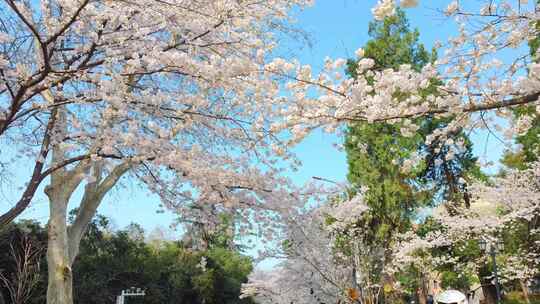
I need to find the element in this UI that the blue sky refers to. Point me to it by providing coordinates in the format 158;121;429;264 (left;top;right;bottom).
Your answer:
1;1;509;257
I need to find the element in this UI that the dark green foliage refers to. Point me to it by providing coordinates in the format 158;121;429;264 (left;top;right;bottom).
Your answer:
346;9;433;77
529;1;540;60
345;121;425;241
344;9;481;235
341;9;483;301
0;216;254;304
439;271;470;291
344;9;479;247
344;9;433;249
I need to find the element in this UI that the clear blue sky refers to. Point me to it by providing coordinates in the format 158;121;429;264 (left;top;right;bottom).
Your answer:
1;1;507;251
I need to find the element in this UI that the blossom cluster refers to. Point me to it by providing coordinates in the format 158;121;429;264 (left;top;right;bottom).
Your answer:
390;163;540;284
0;0;317;231
271;1;540;170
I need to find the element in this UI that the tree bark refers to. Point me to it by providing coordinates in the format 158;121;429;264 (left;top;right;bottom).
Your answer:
45;192;73;304
519;280;530;304
417;274;428;304
44;157;130;304
44;137;89;304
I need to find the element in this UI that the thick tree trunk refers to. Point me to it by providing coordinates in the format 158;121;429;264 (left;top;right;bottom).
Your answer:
46;193;73;304
39;97;131;304
43;157;130;304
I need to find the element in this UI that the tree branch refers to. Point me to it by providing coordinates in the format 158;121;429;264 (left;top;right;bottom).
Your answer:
44;0;91;45
67;160;132;263
0;106;58;227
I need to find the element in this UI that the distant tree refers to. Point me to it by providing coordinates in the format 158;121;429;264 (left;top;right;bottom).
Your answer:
70;214;255;304
344;10;432;265
0;234;43;304
0;221;47;304
0;216;255;304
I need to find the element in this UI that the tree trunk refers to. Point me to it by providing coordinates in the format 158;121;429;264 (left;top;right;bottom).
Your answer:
418;277;427;304
480;282;497;304
43;158;130;304
46;193;73;304
519;280;530;304
39;98;130;304
417;289;426;304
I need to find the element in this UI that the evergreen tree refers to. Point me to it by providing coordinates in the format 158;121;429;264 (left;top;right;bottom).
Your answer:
345;8;481;222
342;9;481;301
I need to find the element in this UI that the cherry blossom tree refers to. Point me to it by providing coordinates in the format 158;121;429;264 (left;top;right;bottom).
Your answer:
389;162;540;302
243;2;540;303
241;206;353;304
240;191;376;304
0;1;315;303
275;1;540;167
242;162;538;303
2;1;540;304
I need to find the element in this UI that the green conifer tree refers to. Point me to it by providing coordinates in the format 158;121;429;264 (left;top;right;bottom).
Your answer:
342;9;481;302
